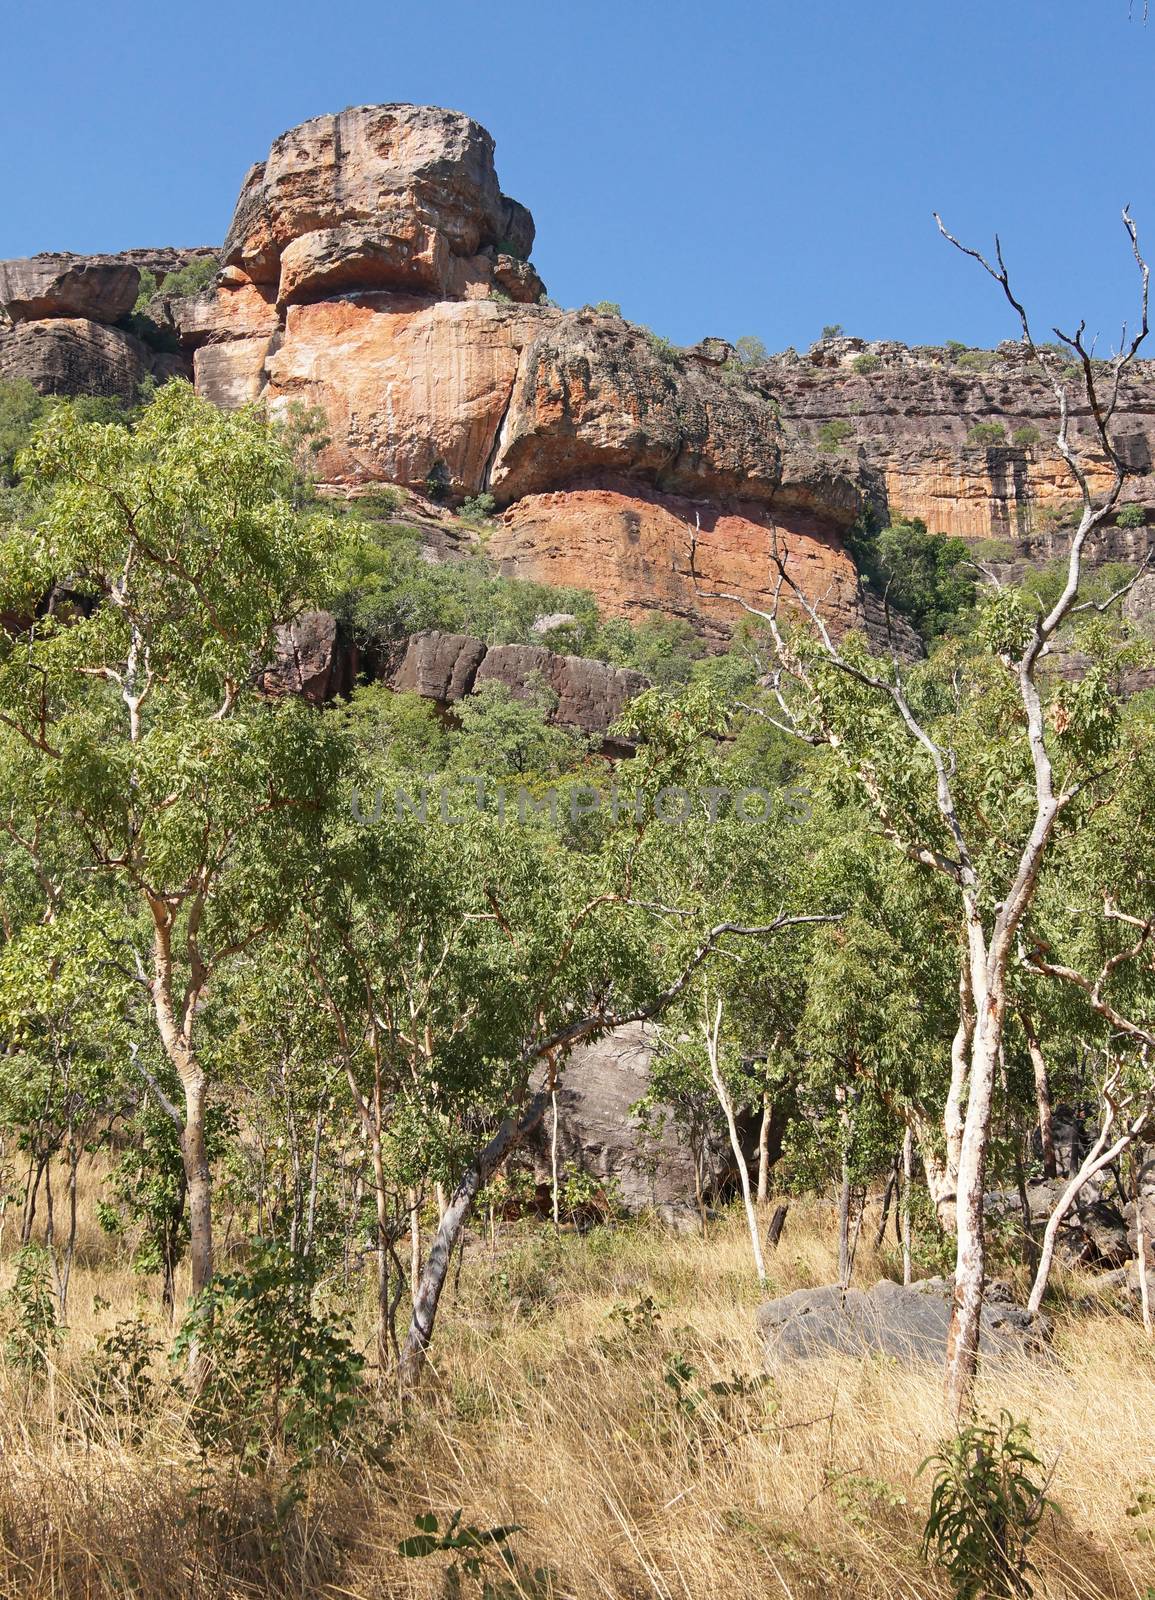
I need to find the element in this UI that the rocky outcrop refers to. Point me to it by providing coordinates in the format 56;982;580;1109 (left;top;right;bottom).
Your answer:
758;1278;1051;1365
258;611;358;703
524;1024;734;1223
0;247;215;398
489;483;863;646
0;318;153;400
221;104;543;307
0;254;142;323
390;629;649;739
763;336;1155;550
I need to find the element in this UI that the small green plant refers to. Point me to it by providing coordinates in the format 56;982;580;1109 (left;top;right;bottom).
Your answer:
173;1244;369;1478
3;1244;60;1376
489;288;513;304
460;492;497;524
1117;502;1146;529
969;421;1007;447
83;1314;161;1430
821;324;844;340
958;350;996;372
817;419;855;451
826;1467;907;1529
945;340;969;358
495;237;525;261
399;1508;523;1593
643;329;682;364
852;352;881;374
732;334;769;367
1011;425;1041;448
593;300;622;316
921;1412;1053;1599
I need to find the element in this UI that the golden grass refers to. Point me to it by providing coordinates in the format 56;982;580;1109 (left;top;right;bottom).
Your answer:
0;1197;1151;1598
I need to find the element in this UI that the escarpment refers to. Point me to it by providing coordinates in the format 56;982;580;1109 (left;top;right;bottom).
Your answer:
6;104;1155;652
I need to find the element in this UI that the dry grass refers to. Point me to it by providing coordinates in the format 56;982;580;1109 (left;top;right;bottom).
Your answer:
0;1198;1151;1598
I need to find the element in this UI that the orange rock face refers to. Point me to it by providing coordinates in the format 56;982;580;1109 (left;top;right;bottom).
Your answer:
262;295;541;488
488;484;863;645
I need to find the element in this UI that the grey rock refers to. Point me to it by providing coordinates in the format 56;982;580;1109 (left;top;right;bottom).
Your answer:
0;253;140;323
757;1278;1051;1366
0;317;152;400
259;611;353;703
390;630;487;702
524;1023;733;1222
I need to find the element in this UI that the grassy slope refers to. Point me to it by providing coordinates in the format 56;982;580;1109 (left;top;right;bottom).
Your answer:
0;1188;1151;1598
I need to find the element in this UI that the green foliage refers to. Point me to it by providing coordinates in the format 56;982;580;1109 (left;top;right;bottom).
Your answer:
643;329;682;365
83;1314;161;1424
0;380;47;485
174;1244;368;1475
1012;426;1041;448
821;324;844;340
1117;502;1146;529
945;340;969;358
733;334;768;367
399;1508;524;1592
593;300;622;317
132;255;219;312
969;421;1007;446
3;1244;60;1376
460;491;497;524
921;1413;1053;1599
957;350;996;372
847;514;975;640
451;678;589;779
817;419;855;452
852;353;881;374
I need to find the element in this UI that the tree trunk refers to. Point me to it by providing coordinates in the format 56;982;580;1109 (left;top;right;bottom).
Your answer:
400;1093;549;1391
757;1090;772;1204
1021;1012;1057;1180
1136;1160;1152;1338
874;1157;899;1249
704;1001;766;1284
901;1126;913;1287
945;1010;1000;1417
180;1071;213;1300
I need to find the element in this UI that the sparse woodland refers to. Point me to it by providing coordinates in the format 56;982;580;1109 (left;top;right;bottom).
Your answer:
0;217;1153;1599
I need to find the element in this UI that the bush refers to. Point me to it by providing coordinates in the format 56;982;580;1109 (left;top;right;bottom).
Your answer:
1117;502;1146;529
3;1245;60;1377
945;340;969;358
957;350;996;372
968;422;1007;447
821;324;844;340
0;380;46;484
817;419;855;451
921;1411;1053;1599
643;330;682;365
133;254;219;312
460;492;497;524
848;513;976;640
1011;426;1041;448
174;1244;367;1476
852;353;881;375
593;300;622;317
732;334;768;367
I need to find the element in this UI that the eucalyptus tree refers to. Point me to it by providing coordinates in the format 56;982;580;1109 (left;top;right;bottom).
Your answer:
696;213;1153;1410
0;384;350;1305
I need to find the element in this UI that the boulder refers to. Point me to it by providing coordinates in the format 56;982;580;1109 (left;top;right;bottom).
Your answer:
0;253;141;323
221;104;539;306
258;611;353;703
757;1278;1051;1366
523;1023;733;1222
389;629;648;740
0;317;153;400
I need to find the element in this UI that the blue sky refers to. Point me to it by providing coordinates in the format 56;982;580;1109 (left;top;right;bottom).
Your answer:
3;0;1151;354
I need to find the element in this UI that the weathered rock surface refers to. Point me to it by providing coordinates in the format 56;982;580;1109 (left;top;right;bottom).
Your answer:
758;1278;1051;1365
524;1023;733;1221
0;253;141;323
390;629;649;738
489;483;864;646
0;318;154;399
258;611;357;703
221;104;541;306
764;337;1155;548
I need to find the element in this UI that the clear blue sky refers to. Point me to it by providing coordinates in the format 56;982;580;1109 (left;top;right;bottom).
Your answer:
3;0;1151;354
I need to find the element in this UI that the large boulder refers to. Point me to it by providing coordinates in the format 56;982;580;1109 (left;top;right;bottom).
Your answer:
0;253;141;323
0;317;155;400
258;611;355;703
221;104;541;306
524;1023;733;1223
758;1279;1051;1366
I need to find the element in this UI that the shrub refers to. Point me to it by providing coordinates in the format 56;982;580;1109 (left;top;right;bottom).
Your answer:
733;334;768;367
1117;502;1146;529
495;236;525;262
921;1411;1053;1599
821;324;844;340
968;421;1007;447
643;330;682;365
174;1245;368;1476
1011;426;1041;448
957;350;995;372
847;513;976;640
0;380;46;484
817;419;855;451
852;353;881;375
133;254;218;312
945;340;969;358
3;1245;60;1377
460;492;497;524
593;300;622;317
